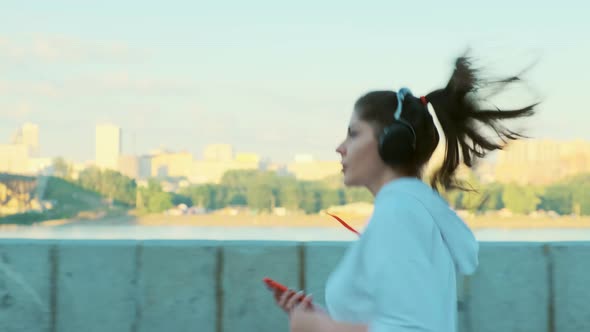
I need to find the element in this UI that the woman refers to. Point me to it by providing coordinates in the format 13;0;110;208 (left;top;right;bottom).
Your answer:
273;56;537;331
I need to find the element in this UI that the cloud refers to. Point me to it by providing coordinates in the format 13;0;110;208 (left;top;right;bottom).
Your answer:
0;34;147;64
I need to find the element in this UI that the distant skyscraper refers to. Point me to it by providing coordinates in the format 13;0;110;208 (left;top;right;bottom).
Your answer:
95;124;122;170
11;122;39;157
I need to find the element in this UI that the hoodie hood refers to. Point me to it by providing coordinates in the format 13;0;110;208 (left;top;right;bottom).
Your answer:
379;178;480;275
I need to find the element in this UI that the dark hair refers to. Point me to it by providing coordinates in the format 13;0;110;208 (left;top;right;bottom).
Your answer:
354;56;537;191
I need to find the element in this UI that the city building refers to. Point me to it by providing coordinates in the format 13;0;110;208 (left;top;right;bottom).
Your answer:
191;148;261;183
95;124;122;170
0;144;29;174
203;144;233;161
11;122;40;157
118;155;140;179
287;155;341;181
150;150;193;178
495;139;590;184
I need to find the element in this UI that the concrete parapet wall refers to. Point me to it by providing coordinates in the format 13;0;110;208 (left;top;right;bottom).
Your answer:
0;239;588;332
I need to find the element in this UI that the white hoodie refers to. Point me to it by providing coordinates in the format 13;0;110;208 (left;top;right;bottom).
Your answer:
325;178;479;332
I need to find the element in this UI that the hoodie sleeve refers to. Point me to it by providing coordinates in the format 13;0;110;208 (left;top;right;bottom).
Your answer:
362;193;451;331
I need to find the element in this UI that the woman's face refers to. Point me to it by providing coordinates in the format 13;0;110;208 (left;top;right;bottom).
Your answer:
335;111;389;187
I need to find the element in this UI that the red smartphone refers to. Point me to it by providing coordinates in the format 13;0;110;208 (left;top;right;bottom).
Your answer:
263;277;289;293
263;277;308;303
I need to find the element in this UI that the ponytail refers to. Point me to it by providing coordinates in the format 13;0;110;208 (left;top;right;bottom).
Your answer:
426;56;537;191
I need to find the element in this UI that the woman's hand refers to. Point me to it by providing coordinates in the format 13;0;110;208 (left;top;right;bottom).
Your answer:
273;288;313;314
270;288;335;332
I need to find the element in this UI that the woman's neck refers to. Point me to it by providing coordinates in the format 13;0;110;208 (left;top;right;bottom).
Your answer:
366;170;417;196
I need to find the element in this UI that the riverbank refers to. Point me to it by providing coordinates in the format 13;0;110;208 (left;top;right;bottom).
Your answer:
3;212;590;230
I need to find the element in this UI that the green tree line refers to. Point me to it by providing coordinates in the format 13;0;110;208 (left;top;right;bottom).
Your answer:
52;158;590;216
439;173;590;216
176;170;373;214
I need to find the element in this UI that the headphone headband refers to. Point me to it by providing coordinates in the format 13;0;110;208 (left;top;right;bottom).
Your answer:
394;87;413;120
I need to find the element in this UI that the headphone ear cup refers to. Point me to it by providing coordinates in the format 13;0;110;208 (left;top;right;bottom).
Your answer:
378;123;415;165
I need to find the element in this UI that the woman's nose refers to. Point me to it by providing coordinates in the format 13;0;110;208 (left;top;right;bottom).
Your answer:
336;142;345;155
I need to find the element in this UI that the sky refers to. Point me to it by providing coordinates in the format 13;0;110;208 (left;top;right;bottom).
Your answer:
1;0;589;163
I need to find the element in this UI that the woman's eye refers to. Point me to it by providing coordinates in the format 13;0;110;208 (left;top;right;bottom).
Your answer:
348;131;357;138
